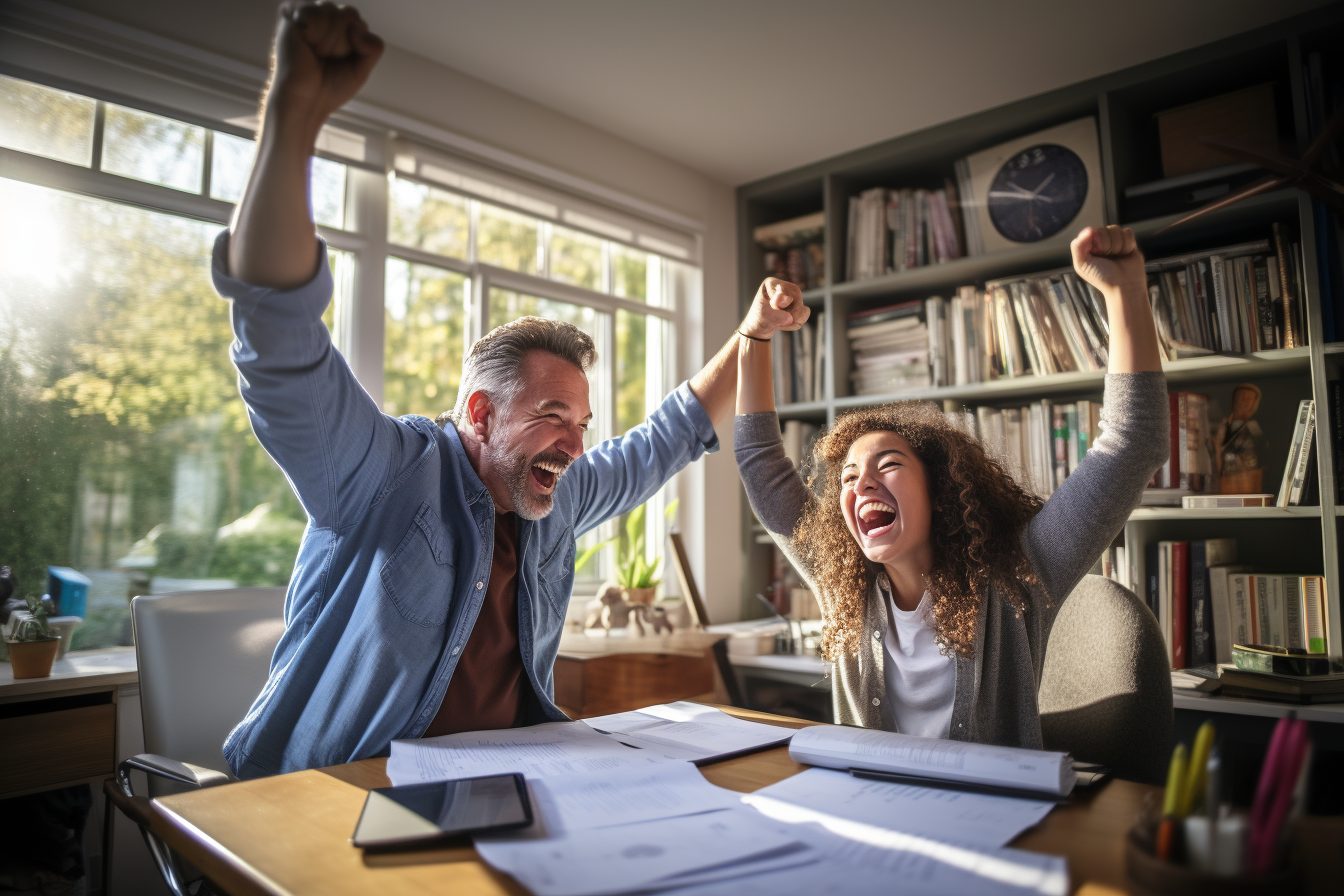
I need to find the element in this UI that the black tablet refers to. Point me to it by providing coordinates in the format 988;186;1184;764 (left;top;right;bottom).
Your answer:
351;773;532;849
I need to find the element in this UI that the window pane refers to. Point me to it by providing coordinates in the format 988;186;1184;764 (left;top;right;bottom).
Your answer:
384;259;468;419
311;156;346;229
388;176;469;258
615;310;670;435
550;226;603;290
322;248;355;352
0;177;305;652
478;204;540;274
611;244;652;304
0;74;96;166
488;288;602;448
102;104;204;193
209;130;256;204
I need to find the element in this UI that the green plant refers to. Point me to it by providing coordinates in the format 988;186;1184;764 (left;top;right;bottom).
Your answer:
8;594;56;642
574;499;678;589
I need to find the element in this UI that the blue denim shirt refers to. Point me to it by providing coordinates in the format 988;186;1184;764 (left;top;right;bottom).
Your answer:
211;232;718;778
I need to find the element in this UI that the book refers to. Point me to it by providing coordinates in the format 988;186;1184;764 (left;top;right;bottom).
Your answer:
1287;400;1316;506
788;723;1076;798
1210;563;1251;664
1189;538;1236;667
1171;542;1190;669
1181;494;1273;508
1218;667;1344;703
1300;575;1328;655
1276;400;1313;507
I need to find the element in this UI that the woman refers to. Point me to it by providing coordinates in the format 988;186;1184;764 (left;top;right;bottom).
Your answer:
734;225;1168;748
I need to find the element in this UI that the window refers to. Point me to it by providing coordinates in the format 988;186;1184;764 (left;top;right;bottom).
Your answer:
0;74;696;649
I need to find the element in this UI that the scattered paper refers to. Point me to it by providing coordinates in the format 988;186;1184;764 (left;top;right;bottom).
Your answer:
387;721;682;786
751;768;1054;849
583;702;796;762
475;808;816;896
530;762;742;833
790;724;1075;796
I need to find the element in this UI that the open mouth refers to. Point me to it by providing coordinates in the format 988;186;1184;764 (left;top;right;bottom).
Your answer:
856;500;897;538
529;459;566;494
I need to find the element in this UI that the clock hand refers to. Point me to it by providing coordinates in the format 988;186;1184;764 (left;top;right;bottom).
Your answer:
988;191;1056;202
1031;172;1056;196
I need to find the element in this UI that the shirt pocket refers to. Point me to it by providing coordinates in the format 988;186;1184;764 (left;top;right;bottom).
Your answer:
536;534;574;613
379;503;454;627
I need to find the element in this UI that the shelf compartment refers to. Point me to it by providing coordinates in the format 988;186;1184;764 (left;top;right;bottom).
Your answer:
832;347;1309;409
1130;506;1322;521
777;400;828;421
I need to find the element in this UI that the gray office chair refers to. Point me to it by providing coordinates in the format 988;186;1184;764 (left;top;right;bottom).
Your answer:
1038;575;1173;785
110;587;286;896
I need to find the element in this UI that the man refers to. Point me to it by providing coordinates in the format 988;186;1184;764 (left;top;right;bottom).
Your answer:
216;1;806;777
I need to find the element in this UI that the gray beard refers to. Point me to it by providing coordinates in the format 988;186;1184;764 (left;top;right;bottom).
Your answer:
498;446;554;521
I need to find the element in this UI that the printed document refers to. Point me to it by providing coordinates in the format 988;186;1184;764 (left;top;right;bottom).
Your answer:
750;768;1054;848
583;702;796;762
475;808;816;896
529;762;742;834
789;724;1075;796
387;721;682;786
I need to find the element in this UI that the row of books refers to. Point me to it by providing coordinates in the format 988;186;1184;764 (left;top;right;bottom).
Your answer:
1303;50;1344;344
780;420;820;470
847;302;930;396
771;315;825;405
1146;538;1329;669
946;398;1103;499
840;232;1307;401
1147;228;1306;357
846;183;965;282
752;212;826;291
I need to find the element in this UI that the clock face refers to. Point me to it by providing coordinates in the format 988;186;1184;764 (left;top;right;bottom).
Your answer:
986;144;1088;243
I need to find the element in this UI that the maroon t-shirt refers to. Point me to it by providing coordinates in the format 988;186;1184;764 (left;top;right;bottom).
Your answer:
423;511;523;737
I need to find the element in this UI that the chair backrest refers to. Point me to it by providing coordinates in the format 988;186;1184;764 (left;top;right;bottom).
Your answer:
1038;575;1173;785
131;588;286;789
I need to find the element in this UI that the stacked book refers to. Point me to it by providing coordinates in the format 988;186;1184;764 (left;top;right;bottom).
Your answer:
1142;392;1214;504
1146;537;1329;669
1145;227;1307;357
847;302;930;396
753;211;825;291
771;314;825;405
952;398;1102;499
846;183;965;281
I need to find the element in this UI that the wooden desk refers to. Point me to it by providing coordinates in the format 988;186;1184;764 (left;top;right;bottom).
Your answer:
554;631;726;716
113;708;1341;896
0;646;137;798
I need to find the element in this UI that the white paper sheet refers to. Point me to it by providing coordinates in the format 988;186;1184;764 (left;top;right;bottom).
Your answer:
386;721;683;785
668;790;1067;896
751;768;1054;849
789;724;1075;796
583;702;796;762
530;762;742;833
475;808;817;896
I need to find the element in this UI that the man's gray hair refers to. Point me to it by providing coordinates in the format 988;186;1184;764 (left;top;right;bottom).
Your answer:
438;316;596;428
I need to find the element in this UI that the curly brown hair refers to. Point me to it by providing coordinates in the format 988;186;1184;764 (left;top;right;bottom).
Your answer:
794;402;1043;660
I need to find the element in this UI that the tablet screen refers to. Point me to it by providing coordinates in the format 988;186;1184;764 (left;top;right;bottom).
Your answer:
352;773;531;848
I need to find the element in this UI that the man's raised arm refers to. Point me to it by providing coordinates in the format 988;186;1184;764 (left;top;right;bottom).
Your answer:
229;1;382;286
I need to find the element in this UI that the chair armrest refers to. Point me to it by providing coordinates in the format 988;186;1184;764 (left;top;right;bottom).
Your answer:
117;753;231;798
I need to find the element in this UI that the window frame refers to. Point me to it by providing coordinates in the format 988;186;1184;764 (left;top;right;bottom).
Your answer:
0;70;695;592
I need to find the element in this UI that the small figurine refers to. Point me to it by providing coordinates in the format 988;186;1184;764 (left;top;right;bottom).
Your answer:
1215;383;1264;494
628;604;674;637
583;583;633;632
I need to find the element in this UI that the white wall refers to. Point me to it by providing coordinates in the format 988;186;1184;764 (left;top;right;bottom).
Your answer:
5;0;744;622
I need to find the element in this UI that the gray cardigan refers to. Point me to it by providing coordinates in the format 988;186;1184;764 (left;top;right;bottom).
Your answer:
735;372;1169;748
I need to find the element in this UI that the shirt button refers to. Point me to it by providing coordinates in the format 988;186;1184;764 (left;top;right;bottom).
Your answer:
871;697;880;706
872;631;881;640
476;581;483;590
452;646;461;655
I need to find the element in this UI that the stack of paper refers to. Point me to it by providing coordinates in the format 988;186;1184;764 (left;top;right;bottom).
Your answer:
789;724;1076;797
387;721;685;786
582;702;797;762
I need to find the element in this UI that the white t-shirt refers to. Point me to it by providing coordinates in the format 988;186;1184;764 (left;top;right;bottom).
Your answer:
881;584;956;739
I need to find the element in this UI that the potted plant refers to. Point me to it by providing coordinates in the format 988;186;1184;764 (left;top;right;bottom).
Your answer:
6;594;61;679
575;500;677;607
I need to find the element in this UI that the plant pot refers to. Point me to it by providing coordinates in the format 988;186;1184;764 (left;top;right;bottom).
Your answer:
6;637;61;679
622;586;657;607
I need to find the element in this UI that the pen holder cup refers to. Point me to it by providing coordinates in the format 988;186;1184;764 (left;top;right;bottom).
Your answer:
1125;795;1303;895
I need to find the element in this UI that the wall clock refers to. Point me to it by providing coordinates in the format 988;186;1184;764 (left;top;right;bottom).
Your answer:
958;118;1105;255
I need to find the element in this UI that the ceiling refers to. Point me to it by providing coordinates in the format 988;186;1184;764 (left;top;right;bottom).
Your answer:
363;0;1332;186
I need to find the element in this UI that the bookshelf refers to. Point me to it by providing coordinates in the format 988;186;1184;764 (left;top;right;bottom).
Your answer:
734;5;1344;674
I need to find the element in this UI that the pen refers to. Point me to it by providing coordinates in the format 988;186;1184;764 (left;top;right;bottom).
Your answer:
1181;721;1215;817
1158;743;1187;862
1248;717;1293;873
1251;719;1310;874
